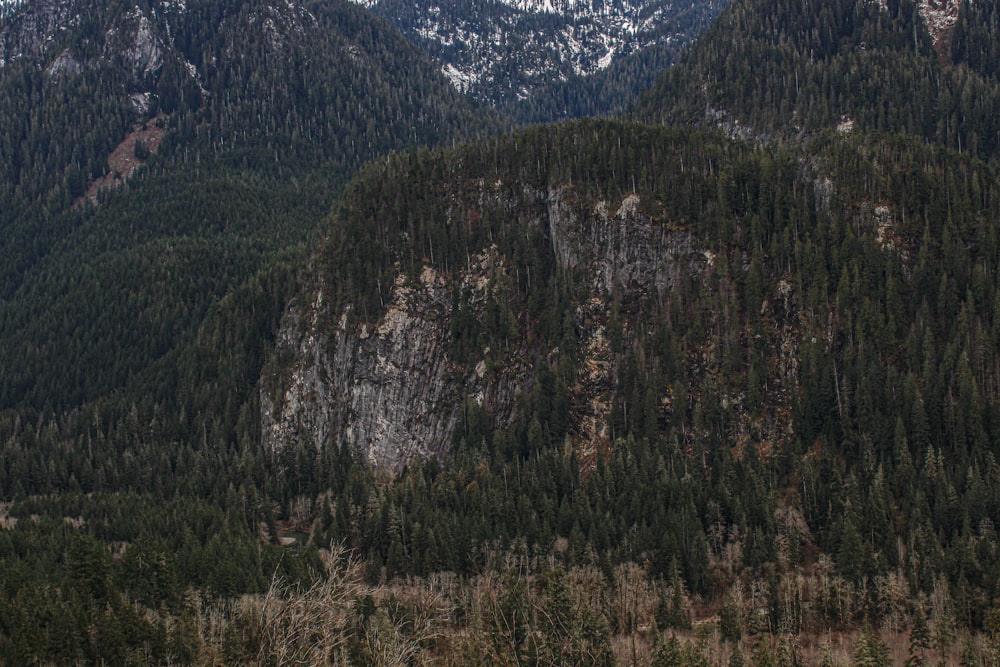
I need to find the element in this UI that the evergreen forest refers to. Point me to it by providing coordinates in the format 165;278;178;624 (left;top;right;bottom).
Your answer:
2;0;1000;664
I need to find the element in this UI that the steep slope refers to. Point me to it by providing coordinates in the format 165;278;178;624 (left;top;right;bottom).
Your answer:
267;119;1000;484
0;0;500;413
3;9;1000;655
515;2;724;123
354;0;725;120
5;112;1000;662
633;0;1000;159
264;125;708;467
950;0;1000;77
255;120;1000;632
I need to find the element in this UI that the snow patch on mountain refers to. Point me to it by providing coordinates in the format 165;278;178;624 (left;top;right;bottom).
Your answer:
351;0;724;105
597;45;616;69
500;0;559;11
441;62;478;92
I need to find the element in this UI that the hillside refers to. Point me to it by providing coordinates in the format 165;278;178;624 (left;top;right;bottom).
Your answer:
3;0;1000;663
0;2;502;659
264;117;1000;647
633;0;1000;159
7;115;1000;662
0;0;500;413
355;0;725;121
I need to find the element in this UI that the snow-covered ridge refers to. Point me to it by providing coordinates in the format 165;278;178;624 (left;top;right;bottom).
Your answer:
352;0;720;105
497;0;600;14
495;0;684;15
356;0;666;19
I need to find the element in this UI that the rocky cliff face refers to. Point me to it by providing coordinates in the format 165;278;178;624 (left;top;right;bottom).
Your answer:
916;0;964;50
0;0;76;66
262;185;708;469
261;268;469;468
261;249;530;468
107;6;167;84
0;0;176;78
549;189;699;295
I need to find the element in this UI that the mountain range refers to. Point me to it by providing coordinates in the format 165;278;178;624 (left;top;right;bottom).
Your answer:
355;0;726;120
635;0;1000;156
2;0;1000;663
0;0;499;414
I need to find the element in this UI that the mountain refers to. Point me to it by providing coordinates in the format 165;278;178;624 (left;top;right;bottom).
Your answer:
253;0;1000;654
634;0;1000;159
0;1;503;658
8;115;1000;663
0;0;500;414
262;117;1000;629
5;0;1000;662
353;0;725;120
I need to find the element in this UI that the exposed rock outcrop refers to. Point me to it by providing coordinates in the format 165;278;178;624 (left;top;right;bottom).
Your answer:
262;250;532;469
917;0;964;56
44;47;81;78
262;186;708;469
549;188;700;296
112;8;165;82
0;0;78;67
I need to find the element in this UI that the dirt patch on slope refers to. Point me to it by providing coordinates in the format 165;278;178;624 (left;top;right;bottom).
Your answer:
77;114;167;207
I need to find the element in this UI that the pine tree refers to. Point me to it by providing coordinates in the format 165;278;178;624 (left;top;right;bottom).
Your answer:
959;636;981;667
652;634;683;667
854;625;891;667
907;607;931;667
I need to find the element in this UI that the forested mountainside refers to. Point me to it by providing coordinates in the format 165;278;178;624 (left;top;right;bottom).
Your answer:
516;12;718;124
0;0;499;661
0;0;499;413
354;0;725;122
6;119;1000;663
285;116;1000;603
4;0;1000;664
634;0;1000;160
